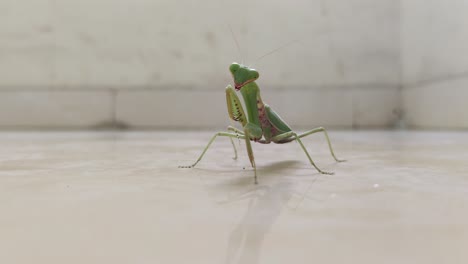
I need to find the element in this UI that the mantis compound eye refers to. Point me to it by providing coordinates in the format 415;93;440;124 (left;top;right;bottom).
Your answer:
251;70;259;79
229;63;240;73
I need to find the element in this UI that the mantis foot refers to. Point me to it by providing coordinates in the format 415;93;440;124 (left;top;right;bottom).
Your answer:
319;170;334;175
178;165;194;169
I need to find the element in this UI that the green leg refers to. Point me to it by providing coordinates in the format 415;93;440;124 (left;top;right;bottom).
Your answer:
298;127;346;162
179;132;245;169
226;126;241;160
229;136;238;160
243;128;258;184
227;125;245;135
271;132;334;175
227;125;244;160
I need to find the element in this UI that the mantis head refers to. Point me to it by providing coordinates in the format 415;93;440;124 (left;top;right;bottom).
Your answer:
229;63;259;91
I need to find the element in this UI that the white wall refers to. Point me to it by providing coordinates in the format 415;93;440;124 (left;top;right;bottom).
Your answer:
401;0;468;129
0;0;401;129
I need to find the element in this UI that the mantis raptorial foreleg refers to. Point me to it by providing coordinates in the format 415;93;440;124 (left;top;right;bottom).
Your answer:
297;127;346;162
179;132;245;169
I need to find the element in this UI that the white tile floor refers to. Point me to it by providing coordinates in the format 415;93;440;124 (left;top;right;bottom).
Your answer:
0;130;467;264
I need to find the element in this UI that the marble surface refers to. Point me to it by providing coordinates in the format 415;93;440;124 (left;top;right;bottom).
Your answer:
0;130;467;264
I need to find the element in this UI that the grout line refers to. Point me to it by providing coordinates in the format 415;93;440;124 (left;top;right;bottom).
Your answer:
403;71;468;90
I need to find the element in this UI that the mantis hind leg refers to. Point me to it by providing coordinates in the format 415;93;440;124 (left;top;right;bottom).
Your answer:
271;131;334;175
179;132;245;169
298;127;346;162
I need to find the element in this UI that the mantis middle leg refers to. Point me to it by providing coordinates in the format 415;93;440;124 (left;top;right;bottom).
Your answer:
226;126;243;160
227;125;244;135
179;132;245;169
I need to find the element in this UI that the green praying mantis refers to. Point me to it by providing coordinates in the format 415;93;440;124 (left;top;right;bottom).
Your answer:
179;62;346;184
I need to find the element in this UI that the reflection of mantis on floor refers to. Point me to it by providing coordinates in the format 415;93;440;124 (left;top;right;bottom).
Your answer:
221;182;292;264
180;63;346;184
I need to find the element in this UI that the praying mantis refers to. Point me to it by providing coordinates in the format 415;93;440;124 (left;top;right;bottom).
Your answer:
179;62;345;184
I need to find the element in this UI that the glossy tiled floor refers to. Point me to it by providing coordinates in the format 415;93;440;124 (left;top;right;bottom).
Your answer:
0;131;467;264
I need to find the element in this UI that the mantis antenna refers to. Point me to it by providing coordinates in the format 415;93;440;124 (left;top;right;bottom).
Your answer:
255;39;301;63
229;24;244;64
